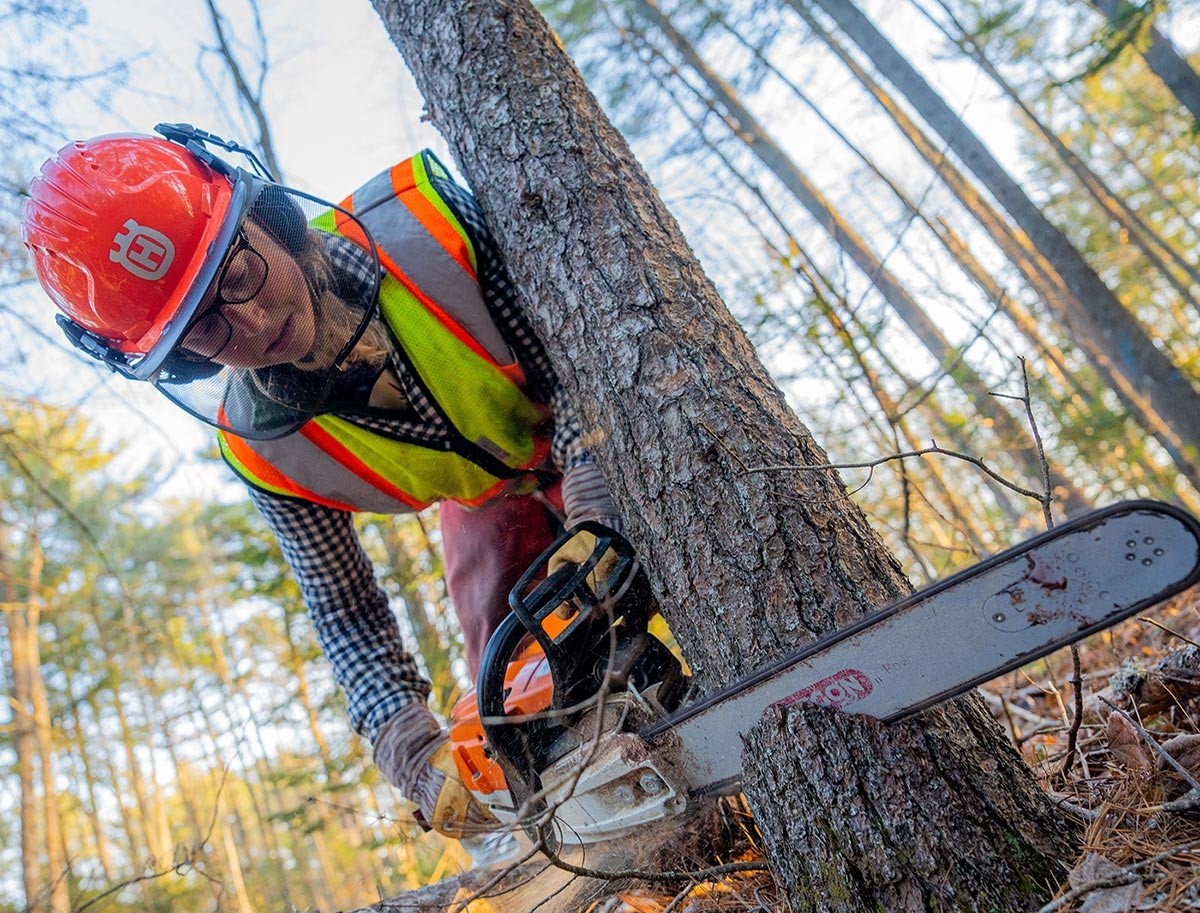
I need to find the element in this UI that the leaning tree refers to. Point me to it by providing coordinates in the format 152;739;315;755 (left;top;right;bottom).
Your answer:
367;0;1078;908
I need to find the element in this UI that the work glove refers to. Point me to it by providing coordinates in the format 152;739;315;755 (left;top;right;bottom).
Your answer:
547;526;623;620
372;703;498;838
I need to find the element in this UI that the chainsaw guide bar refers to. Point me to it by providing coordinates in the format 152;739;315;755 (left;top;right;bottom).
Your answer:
644;500;1200;795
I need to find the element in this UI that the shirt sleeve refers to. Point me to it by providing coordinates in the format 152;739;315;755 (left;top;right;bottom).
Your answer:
247;486;431;743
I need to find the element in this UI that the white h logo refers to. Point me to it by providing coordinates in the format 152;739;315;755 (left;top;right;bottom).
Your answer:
110;219;175;280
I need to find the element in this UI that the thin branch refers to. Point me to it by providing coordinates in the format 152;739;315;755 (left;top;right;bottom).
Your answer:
741;444;1045;501
1036;839;1200;913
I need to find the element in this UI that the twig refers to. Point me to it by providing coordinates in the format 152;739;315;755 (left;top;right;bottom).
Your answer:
1010;356;1054;526
1057;646;1086;778
741;443;1046;501
661;881;698;913
1043;790;1101;823
1137;615;1200;649
539;842;768;885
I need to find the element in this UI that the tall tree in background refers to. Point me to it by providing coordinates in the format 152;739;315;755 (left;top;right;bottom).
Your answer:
368;0;1076;908
624;0;1091;515
1086;0;1200;125
803;0;1200;488
1;405;113;913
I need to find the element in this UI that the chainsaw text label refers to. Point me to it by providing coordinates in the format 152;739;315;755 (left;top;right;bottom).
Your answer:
774;668;873;711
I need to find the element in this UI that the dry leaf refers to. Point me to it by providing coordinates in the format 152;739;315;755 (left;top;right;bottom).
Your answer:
1067;852;1143;913
614;894;665;913
1105;712;1154;777
1158;733;1200;799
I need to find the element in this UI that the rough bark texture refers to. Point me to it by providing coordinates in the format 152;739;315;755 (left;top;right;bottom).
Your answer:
367;0;1077;908
744;698;1069;912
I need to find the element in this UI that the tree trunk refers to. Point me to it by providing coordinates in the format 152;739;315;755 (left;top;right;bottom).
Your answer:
219;816;257;913
641;52;1030;530
1;535;44;913
931;0;1200;316
367;0;1077;908
700;8;1090;411
195;599;295;909
60;681;117;882
25;534;71;913
804;0;1200;487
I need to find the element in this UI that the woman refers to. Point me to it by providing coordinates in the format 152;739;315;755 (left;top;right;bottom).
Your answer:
22;125;621;837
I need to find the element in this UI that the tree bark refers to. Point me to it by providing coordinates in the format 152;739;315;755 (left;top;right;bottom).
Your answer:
368;0;1076;908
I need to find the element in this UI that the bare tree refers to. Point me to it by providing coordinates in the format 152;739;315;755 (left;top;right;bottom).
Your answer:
1087;0;1200;125
802;0;1200;488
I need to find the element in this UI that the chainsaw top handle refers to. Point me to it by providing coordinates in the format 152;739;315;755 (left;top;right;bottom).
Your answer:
509;522;639;613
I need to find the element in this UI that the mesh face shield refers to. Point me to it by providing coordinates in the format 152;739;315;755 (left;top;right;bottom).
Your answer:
151;179;381;440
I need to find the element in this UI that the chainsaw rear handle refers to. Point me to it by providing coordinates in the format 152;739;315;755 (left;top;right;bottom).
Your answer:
477;521;639;740
507;523;645;705
475;609;543;816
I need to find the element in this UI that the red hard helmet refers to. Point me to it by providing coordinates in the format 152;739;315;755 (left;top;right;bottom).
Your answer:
22;132;245;379
22;124;383;441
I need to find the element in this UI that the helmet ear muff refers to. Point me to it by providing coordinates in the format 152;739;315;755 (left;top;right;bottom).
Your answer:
249;185;308;253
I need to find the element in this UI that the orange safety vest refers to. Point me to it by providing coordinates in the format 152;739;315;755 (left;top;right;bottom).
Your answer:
219;151;552;513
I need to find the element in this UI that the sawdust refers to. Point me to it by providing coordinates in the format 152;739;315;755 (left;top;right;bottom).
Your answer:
448;799;773;913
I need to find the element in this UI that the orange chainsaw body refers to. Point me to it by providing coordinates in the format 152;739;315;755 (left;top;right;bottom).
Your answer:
448;614;570;797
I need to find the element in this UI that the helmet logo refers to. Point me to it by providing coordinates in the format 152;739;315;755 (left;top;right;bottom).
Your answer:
110;218;175;281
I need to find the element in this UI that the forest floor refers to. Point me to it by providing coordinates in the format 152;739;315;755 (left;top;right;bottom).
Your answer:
370;588;1200;913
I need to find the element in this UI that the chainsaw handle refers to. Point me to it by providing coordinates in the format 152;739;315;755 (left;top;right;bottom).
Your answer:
508;521;640;636
474;523;670;838
475;611;543;814
477;523;637;748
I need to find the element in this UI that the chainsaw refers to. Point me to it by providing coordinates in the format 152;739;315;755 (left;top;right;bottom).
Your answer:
448;500;1200;846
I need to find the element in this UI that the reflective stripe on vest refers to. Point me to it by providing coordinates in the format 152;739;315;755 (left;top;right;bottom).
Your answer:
219;151;551;514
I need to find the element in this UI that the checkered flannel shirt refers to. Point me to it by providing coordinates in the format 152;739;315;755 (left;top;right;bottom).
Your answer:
248;172;613;744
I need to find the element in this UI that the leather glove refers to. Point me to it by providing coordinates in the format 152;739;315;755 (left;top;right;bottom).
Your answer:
373;703;499;838
547;527;622;620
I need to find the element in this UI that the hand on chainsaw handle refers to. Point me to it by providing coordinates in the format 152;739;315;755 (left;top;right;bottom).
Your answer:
547;526;622;620
372;703;498;838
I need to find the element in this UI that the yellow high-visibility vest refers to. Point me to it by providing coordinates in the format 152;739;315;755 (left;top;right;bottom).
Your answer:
219;151;551;513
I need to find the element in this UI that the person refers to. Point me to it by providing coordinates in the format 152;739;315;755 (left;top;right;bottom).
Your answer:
21;125;622;837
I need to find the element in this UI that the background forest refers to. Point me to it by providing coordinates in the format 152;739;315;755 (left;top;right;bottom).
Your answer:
2;0;1200;911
